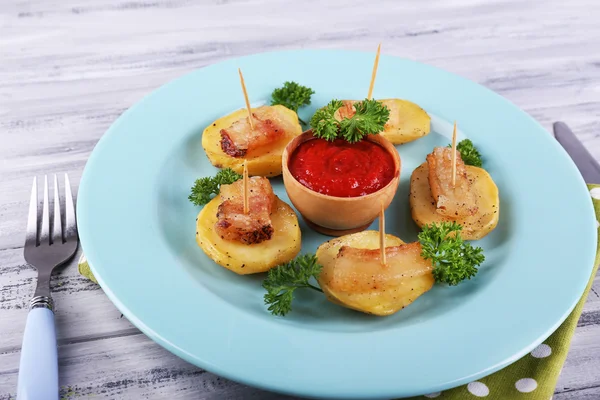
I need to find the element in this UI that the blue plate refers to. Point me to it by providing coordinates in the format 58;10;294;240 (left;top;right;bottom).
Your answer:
78;49;597;399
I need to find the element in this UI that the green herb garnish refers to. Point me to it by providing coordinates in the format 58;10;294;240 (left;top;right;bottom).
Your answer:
310;98;390;143
309;99;344;141
262;254;323;316
449;139;483;167
310;100;344;142
188;168;242;206
271;81;315;125
418;222;485;286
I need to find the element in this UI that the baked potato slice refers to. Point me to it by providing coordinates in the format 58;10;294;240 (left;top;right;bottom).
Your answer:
410;162;499;240
336;99;430;144
380;99;431;144
316;231;434;316
202;105;302;177
196;195;301;274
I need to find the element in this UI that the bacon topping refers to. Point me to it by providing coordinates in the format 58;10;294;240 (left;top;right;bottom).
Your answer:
220;107;286;158
426;147;478;218
328;242;432;292
215;177;275;244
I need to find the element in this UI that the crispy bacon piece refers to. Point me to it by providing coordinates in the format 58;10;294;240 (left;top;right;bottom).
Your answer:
215;177;275;244
328;242;432;292
220;107;286;158
426;147;478;218
335;100;357;120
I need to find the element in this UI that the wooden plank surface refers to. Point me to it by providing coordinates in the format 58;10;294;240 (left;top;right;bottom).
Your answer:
1;0;599;398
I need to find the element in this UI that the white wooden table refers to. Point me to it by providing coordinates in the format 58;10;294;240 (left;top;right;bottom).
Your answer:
1;0;599;398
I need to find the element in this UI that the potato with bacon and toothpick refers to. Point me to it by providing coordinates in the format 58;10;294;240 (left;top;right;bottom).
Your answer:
333;44;431;144
315;231;434;316
202;80;313;177
410;137;500;240
335;99;431;144
190;168;301;274
202;105;302;177
261;219;485;317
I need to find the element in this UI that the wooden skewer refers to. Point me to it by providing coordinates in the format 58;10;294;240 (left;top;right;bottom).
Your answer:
451;121;457;187
243;161;249;214
379;202;386;266
367;43;382;99
238;68;254;130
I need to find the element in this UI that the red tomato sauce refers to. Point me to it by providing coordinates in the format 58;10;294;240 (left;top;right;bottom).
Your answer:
288;138;395;197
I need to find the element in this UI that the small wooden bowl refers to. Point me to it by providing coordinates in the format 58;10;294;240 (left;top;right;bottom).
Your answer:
282;131;401;236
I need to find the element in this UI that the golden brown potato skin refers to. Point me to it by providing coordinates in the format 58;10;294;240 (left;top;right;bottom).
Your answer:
316;231;434;316
380;99;431;144
202;105;302;177
337;99;431;144
410;162;500;240
196;196;301;274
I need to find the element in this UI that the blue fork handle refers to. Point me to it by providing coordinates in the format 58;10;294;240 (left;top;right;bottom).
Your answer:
17;307;59;400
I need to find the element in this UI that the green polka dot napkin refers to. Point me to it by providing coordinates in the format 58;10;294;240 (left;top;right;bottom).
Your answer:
77;185;600;400
77;254;97;284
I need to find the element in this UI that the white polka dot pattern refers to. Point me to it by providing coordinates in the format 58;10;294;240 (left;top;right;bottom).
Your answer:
467;381;489;397
424;392;441;398
590;187;600;199
531;343;552;358
515;378;538;393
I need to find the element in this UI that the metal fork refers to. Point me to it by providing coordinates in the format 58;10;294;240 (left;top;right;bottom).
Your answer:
17;174;79;400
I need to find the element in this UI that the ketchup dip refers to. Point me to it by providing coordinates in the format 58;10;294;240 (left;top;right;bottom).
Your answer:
288;138;395;197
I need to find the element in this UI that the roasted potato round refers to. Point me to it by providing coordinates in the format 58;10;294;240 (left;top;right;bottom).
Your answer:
337;99;430;144
316;231;434;316
410;162;499;240
196;195;301;274
379;99;431;144
202;105;302;177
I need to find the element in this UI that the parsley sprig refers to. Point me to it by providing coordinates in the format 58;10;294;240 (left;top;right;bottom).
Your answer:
418;222;485;286
262;254;323;316
309;99;344;141
271;81;315;125
188;168;242;206
310;98;390;143
449;139;483;167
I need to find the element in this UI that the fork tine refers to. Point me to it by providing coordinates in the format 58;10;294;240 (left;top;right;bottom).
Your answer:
64;173;77;240
25;177;38;247
40;175;50;245
52;174;62;245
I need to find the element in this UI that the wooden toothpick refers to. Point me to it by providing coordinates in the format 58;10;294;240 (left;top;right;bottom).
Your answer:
243;161;249;214
379;202;386;266
451;121;457;187
238;68;254;130
367;43;382;99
